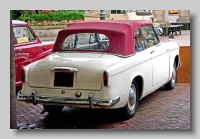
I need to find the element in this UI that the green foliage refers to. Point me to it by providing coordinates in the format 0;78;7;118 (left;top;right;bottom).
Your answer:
12;10;24;20
12;10;18;19
16;10;34;22
16;10;84;22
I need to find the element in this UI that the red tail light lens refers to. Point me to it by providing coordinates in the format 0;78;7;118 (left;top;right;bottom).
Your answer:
103;71;108;86
21;68;25;82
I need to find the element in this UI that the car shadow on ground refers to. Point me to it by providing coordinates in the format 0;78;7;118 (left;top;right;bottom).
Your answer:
41;86;167;129
42;107;127;129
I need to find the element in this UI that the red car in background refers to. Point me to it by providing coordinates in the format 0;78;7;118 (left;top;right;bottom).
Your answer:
12;20;55;89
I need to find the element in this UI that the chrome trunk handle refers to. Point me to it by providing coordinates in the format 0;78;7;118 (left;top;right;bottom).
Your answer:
50;67;79;72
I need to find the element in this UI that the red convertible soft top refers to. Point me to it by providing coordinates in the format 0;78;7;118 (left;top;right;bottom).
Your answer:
52;20;152;56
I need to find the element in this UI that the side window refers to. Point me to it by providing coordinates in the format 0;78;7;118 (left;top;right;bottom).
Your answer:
13;26;36;44
27;28;36;41
140;25;159;48
134;28;146;52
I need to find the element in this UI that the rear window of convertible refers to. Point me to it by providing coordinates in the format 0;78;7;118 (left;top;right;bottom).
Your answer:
61;33;109;51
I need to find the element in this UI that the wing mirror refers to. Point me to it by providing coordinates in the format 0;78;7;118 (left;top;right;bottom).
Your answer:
155;27;163;36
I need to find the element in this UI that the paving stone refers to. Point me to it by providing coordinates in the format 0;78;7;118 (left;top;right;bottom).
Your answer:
27;124;38;128
17;123;26;128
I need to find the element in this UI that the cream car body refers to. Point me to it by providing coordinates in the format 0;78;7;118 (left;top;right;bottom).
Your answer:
17;20;180;119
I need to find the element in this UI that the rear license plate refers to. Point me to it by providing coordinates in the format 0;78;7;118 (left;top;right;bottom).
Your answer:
54;72;74;87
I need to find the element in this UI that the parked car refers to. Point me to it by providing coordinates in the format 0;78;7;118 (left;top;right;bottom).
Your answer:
17;20;180;119
12;20;54;88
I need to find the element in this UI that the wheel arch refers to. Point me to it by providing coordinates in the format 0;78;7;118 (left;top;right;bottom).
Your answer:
169;54;179;80
174;55;179;70
133;76;143;100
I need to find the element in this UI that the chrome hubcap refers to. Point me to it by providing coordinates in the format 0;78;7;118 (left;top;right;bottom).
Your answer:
128;85;136;111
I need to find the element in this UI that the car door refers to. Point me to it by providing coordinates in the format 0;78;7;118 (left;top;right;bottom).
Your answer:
151;43;170;86
134;28;153;91
13;25;44;85
140;25;170;86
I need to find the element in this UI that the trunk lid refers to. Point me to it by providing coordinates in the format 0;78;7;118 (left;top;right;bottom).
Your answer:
28;52;123;90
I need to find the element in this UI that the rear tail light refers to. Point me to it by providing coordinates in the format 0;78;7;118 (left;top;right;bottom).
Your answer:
21;68;25;82
103;71;108;86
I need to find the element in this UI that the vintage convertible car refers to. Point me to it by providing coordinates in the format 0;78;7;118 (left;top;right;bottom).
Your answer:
17;20;180;119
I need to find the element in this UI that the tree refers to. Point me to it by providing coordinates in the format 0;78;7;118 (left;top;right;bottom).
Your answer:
10;10;16;129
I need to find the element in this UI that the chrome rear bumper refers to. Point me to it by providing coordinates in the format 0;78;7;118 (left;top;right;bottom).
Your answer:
17;90;120;109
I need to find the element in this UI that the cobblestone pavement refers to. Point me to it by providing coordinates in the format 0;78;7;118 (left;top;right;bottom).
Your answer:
16;83;190;130
159;30;190;46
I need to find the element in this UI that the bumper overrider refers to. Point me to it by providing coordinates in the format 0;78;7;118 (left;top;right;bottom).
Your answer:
17;90;120;109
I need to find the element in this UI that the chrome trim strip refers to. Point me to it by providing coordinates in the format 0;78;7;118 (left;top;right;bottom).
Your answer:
50;67;79;72
50;51;136;58
17;91;120;107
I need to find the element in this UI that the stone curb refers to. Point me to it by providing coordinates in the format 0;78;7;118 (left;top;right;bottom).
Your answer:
31;25;66;30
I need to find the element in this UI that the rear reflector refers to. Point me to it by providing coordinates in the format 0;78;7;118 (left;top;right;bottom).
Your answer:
103;71;108;86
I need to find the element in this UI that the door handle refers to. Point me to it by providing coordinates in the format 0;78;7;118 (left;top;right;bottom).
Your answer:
166;49;169;51
17;49;22;52
150;50;155;54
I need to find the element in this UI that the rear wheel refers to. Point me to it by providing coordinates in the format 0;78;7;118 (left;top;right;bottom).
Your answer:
122;80;139;119
43;105;64;114
165;62;177;90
